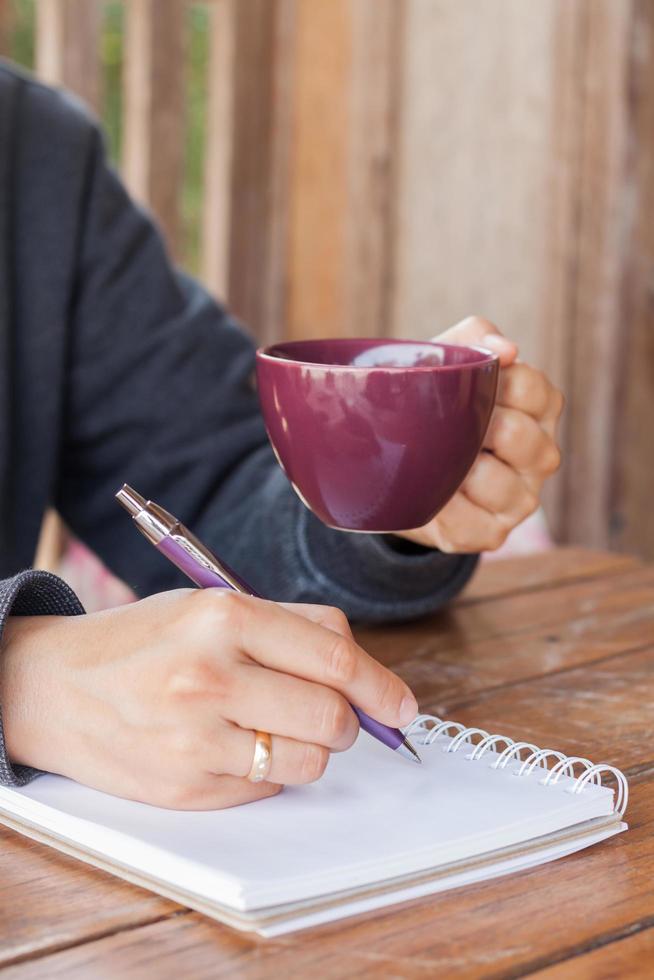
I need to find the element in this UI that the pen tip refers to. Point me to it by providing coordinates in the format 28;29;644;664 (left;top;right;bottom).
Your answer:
398;737;422;764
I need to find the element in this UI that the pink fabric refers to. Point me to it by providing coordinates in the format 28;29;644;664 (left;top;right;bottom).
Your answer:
57;539;135;612
482;507;553;562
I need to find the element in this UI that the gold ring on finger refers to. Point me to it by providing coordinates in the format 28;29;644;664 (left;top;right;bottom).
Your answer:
247;730;272;783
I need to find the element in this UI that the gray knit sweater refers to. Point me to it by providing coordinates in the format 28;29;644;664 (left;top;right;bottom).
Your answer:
0;62;478;787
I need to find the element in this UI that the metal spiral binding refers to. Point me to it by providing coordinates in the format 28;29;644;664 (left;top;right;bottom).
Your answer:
404;714;628;816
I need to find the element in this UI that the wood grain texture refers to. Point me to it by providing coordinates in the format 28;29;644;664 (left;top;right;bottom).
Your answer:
610;0;654;562
2;551;653;977
122;0;186;258
559;0;634;551
286;0;350;340
362;568;654;712
226;0;398;344
435;644;654;773
390;0;559;363
388;1;654;562
390;1;578;540
0;826;178;969
534;927;654;978
357;563;654;680
344;0;402;340
201;0;236;299
286;0;399;341
226;0;294;344
4;780;653;980
460;547;641;603
537;0;586;537
546;0;654;562
35;0;102;114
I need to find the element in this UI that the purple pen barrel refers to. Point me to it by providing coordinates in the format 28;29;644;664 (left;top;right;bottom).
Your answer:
157;534;257;594
352;707;404;751
116;485;254;593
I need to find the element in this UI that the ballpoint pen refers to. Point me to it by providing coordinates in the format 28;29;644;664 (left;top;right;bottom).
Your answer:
116;484;421;765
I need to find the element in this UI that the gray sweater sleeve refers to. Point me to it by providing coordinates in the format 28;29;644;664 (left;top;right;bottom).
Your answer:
0;571;84;787
52;124;478;622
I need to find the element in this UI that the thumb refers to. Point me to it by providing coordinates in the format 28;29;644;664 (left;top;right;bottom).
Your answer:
432;316;518;368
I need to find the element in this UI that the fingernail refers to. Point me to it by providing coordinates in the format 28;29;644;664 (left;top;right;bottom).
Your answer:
400;695;419;726
483;333;510;349
484;332;518;354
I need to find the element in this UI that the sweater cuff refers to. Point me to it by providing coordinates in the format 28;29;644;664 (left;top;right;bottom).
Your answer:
296;505;479;623
0;570;84;787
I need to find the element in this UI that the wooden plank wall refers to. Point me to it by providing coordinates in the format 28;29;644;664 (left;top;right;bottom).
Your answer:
3;0;653;563
232;0;654;557
284;0;400;342
224;0;291;346
34;0;102;115
200;0;235;299
550;1;637;551
614;0;654;560
391;1;559;362
224;0;400;345
385;0;654;556
122;0;186;259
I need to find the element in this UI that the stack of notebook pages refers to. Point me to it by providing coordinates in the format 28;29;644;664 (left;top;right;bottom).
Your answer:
0;714;628;936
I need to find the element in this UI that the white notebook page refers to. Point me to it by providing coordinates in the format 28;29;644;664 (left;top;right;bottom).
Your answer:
0;730;618;913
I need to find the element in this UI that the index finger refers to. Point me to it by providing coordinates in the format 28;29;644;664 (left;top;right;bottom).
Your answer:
278;602;354;639
221;593;418;728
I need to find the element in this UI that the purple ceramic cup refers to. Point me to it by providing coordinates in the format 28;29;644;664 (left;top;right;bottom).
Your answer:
255;338;499;533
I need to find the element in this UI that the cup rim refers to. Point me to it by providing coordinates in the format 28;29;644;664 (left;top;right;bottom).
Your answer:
256;337;499;373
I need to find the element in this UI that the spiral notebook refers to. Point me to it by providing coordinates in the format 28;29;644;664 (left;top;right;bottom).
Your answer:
0;714;628;936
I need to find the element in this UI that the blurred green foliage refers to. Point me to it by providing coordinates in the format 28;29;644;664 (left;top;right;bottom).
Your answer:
7;0;210;275
102;2;124;163
9;0;33;66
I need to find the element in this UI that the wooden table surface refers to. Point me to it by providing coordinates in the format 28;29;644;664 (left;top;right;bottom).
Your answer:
2;547;653;979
